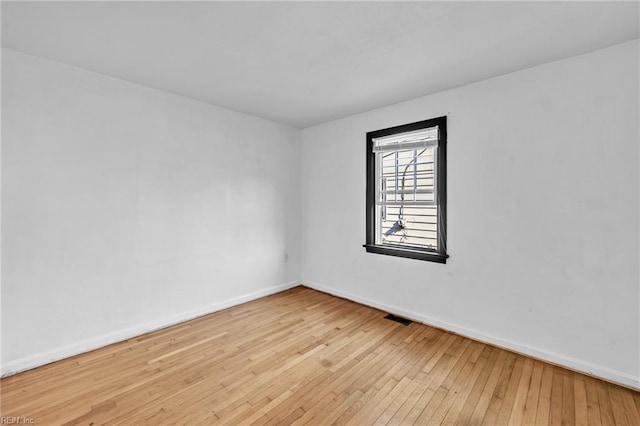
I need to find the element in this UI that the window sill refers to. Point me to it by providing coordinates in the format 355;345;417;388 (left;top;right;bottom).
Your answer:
363;244;448;263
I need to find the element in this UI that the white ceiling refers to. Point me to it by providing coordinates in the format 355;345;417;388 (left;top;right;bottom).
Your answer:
2;1;638;128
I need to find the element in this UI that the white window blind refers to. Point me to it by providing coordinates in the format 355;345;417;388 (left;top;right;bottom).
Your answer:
372;127;439;152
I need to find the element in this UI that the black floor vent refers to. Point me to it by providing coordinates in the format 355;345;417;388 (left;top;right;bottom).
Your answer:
384;313;413;326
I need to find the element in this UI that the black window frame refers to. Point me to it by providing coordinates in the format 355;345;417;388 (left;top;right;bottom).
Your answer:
364;116;448;263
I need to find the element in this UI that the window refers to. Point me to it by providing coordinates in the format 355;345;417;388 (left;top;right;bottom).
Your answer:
364;116;447;263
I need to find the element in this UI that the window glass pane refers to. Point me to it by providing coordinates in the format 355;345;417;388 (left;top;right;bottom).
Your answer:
376;146;438;250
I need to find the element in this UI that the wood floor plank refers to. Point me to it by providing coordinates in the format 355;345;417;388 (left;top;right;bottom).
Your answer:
418;343;485;424
435;346;493;425
549;368;565;426
507;356;534;426
519;360;544;426
584;377;603;426
609;386;630;426
479;352;518;426
561;370;576;426
494;355;527;425
466;349;509;425
387;336;467;425
596;378;617;426
620;389;640;425
535;364;554;426
444;346;500;425
333;383;381;425
402;338;472;424
574;375;589;426
1;286;638;425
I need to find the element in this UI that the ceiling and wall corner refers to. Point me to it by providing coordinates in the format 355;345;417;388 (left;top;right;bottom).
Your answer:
2;1;638;128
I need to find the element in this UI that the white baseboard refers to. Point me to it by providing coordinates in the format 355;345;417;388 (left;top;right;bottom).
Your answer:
1;281;300;378
301;280;640;391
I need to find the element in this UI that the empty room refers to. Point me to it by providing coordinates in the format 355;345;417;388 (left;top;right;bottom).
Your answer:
1;1;639;425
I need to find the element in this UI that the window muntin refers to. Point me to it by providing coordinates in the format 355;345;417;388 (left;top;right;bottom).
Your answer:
365;117;447;263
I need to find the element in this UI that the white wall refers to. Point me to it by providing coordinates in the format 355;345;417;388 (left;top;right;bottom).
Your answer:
300;40;640;388
1;48;301;375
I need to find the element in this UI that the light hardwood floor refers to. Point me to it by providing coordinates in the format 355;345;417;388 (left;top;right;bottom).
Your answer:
1;286;639;425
